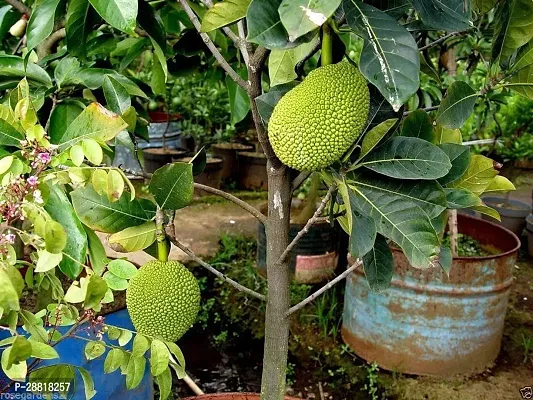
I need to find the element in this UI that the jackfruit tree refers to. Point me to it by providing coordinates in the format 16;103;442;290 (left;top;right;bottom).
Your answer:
0;0;531;400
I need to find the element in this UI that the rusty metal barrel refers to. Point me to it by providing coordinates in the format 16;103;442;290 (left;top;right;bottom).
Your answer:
342;214;521;376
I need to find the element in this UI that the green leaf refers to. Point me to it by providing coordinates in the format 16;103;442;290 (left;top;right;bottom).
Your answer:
0;55;52;87
19;311;47;343
54;57;82;89
472;204;500;221
439;246;453;276
359;118;397;159
26;0;62;52
84;225;108;276
150;38;168;96
363;234;393;292
57;103;127;152
165;341;185;369
45;184;88;279
434;124;462;144
345;181;440;269
35;250;62;273
401;110;433;142
435;81;477;129
448;154;498;196
0;6;19;41
70;144;85;166
492;0;533;62
125;356;146;390
149;163;194;210
0;104;25;147
349;212;376;258
1;347;27;382
44;220;67;254
49;101;85;145
120;38;151;71
107;169;125;203
358;137;451;180
201;0;251;32
84;275;108;309
108;221;157;253
511;41;533;73
437;143;470;186
132;334;150;358
410;0;472;31
444;188;481;209
508;63;533;99
155;367;172;400
484;175;515;193
107;259;138;279
89;0;138;34
103;271;128;290
137;0;166;50
71;185;156;233
279;0;341;41
77;367;97;400
8;336;32;368
82;139;104;165
150;339;170;376
473;0;499;14
103;75;131;114
85;341;106;360
268;36;319;86
118;330;133;346
343;0;420;112
225;69;250;125
29;365;75;397
64;69;147;98
30;341;59;360
256;82;299;123
104;348;123;373
246;0;317;49
66;0;91;59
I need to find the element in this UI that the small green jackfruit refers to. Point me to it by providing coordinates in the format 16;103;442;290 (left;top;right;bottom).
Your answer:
126;260;200;342
268;61;370;171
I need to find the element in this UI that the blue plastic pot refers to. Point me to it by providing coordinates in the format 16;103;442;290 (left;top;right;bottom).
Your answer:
0;308;153;399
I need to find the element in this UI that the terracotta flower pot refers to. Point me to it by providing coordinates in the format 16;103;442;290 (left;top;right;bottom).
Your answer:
183;394;300;400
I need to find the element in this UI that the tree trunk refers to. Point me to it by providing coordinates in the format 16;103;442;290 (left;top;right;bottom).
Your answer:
260;163;292;400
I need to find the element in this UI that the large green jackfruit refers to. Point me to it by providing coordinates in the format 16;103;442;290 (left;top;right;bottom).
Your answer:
268;61;370;171
126;260;200;341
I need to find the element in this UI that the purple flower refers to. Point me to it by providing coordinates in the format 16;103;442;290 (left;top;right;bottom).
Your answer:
37;152;51;164
5;233;16;244
27;176;38;186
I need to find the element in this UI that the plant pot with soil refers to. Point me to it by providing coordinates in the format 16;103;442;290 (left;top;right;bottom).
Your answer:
482;195;532;236
211;143;254;183
237;152;268;191
526;214;533;257
342;213;520;376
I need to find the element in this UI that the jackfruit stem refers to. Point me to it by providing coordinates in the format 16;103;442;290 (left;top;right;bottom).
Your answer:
321;21;333;66
155;208;168;262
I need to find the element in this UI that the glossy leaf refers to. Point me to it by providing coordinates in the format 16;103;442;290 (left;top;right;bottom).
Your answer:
77;367;97;400
149;163;194;211
104;348;123;373
57;103;127;152
26;0;62;52
256;82;299;123
7;336;31;368
358;137;452;180
484;175;515;193
201;0;251;32
439;246;453;276
444;188;481;209
155;367;172;400
279;0;341;41
137;0;166;50
268;36;319;86
118;330;133;346
103;75;131;114
0;56;52;87
358;118;397;160
35;250;62;273
45;185;87;279
89;0;138;34
132;334;150;358
103;271;128;291
472;204;501;221
150;340;170;376
82;139;103;165
106;259;138;280
437;143;470;186
71;186;156;233
508;63;533;99
49;101;85;145
492;0;533;62
363;234;393;292
349;212;376;258
30;341;59;360
448;154;498;196
44;221;67;254
66;0;91;58
1;348;26;382
0;104;25;147
108;221;157;253
511;41;533;73
84;275;108;309
107;169;125;203
411;0;472;31
125;356;146;390
85;341;106;361
434;124;462;144
435;81;477;129
343;0;420;112
401;110;433;142
84;226;108;276
225;70;250;125
64;68;147;98
54;57;82;89
150;38;168;96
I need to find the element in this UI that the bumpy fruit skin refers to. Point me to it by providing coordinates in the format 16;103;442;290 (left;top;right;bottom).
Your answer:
126;260;200;342
268;61;370;171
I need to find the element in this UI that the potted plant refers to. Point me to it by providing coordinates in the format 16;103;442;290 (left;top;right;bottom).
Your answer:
1;2;531;400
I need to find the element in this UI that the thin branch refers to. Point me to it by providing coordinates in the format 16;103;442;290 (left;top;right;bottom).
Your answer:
291;171;311;192
194;183;267;223
36;28;66;58
278;185;335;263
286;260;362;316
169;237;266;301
403;105;439;116
419;32;459;51
5;0;31;16
178;0;249;91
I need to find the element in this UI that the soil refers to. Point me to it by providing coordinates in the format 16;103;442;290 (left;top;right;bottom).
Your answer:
212;143;254;151
144;148;187;155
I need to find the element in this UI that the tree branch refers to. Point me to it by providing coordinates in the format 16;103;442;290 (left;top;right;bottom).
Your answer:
36;28;66;58
419;32;459;51
291;171;311;192
178;0;250;91
5;0;31;16
286;260;362;317
277;185;335;263
169;236;266;301
194;183;267;224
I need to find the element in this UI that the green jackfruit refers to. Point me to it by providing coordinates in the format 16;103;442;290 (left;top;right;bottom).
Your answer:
126;260;200;341
268;62;370;171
